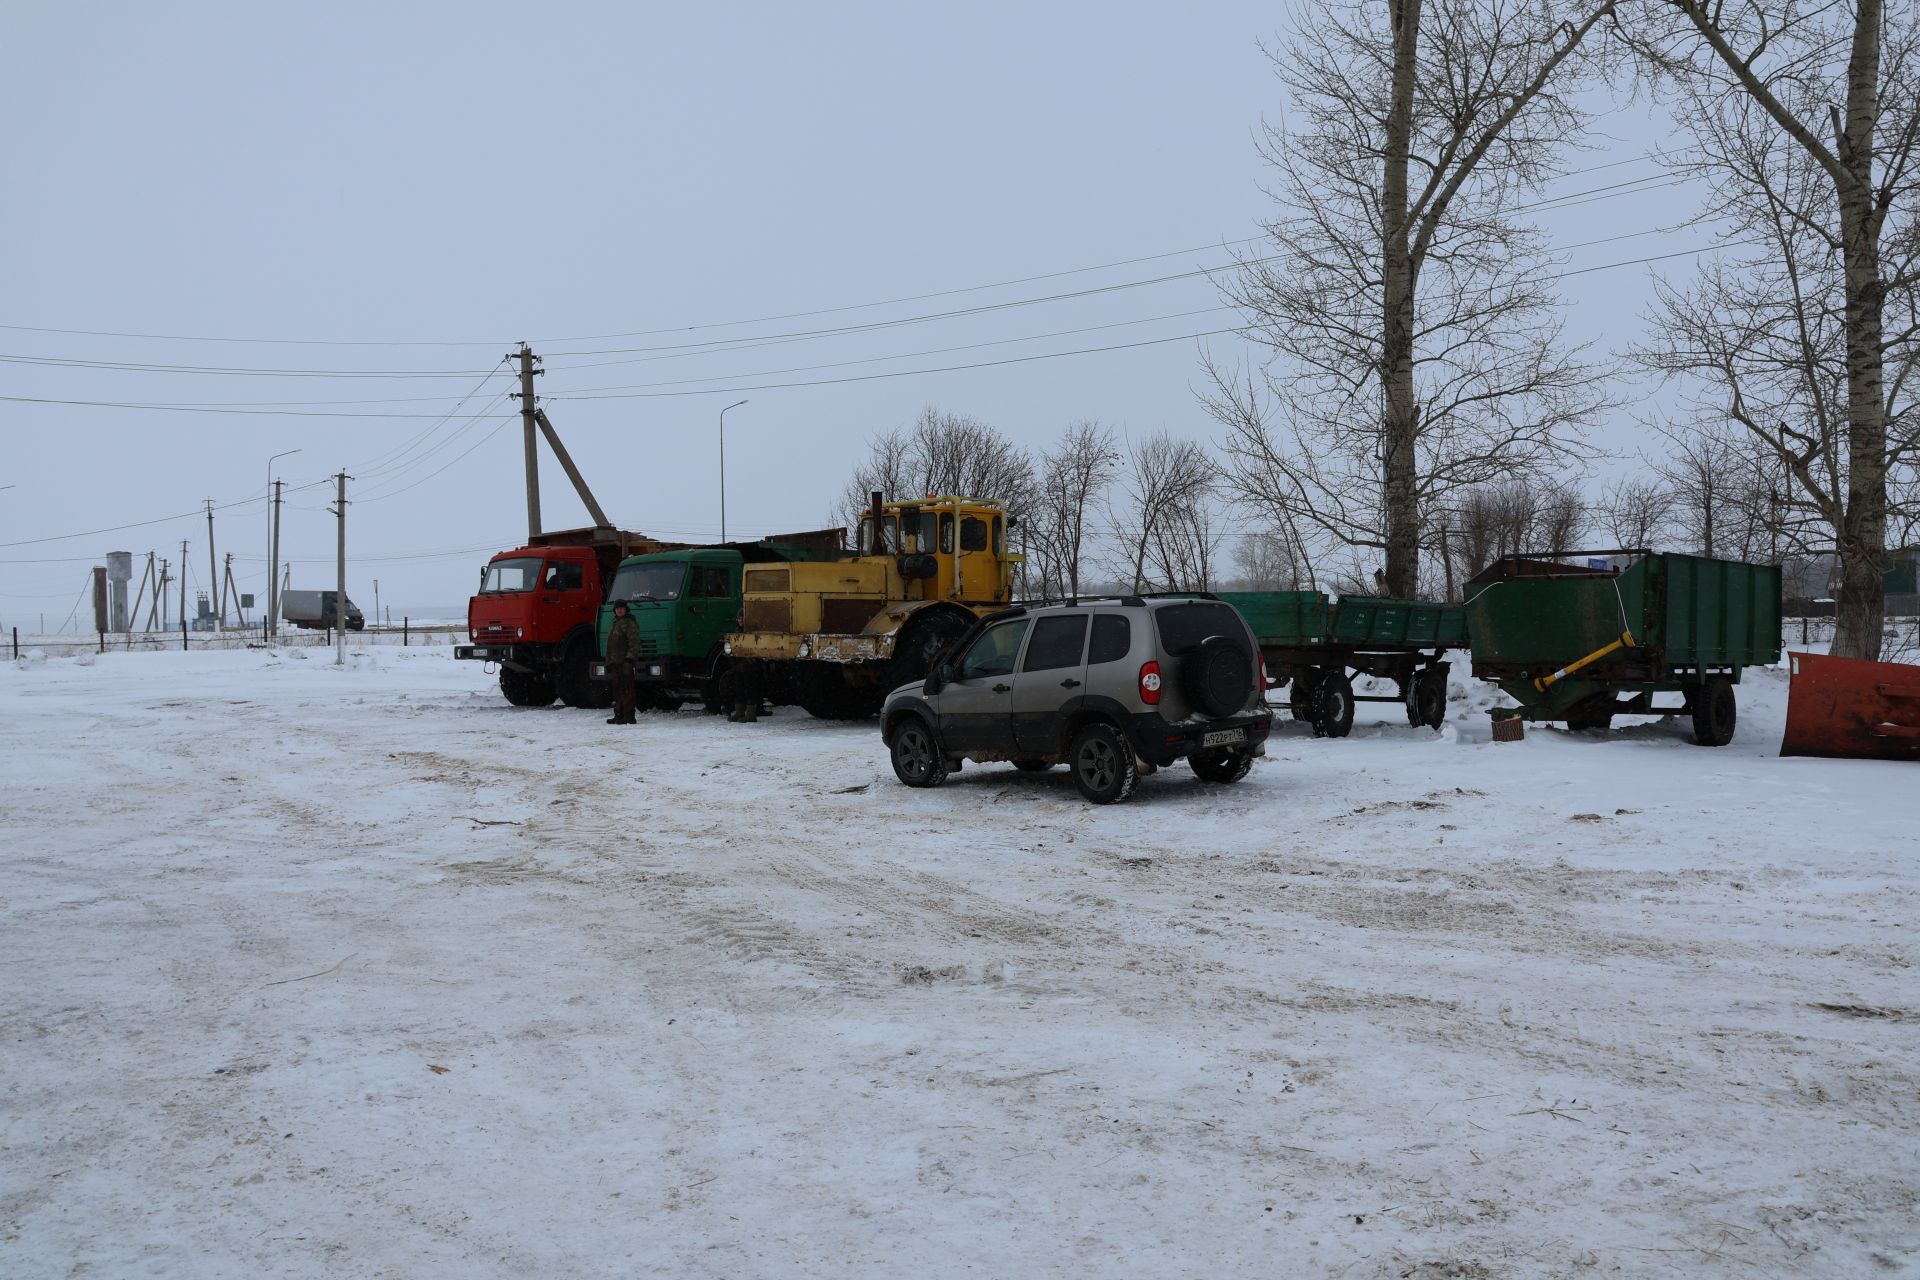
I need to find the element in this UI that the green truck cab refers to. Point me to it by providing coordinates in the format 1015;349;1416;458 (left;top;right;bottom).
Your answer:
592;539;844;711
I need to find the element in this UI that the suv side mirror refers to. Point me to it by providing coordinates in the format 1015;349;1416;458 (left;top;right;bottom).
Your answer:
926;661;953;695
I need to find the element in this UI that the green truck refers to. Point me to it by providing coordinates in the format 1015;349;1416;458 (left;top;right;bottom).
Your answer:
1218;590;1465;736
591;538;843;711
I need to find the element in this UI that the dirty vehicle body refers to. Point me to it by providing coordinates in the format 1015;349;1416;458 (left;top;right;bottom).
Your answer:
456;527;676;709
1219;590;1463;737
1780;651;1920;761
587;534;846;712
881;596;1273;803
1465;551;1782;745
726;493;1020;720
280;589;365;632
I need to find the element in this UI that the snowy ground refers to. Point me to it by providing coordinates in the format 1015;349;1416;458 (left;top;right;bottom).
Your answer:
2;647;1915;1278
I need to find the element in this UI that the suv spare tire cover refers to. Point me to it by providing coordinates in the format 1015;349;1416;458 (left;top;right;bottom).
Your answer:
1184;634;1254;718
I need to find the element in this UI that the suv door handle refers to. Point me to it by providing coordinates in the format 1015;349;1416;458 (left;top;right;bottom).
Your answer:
1060;678;1081;688
992;683;1011;693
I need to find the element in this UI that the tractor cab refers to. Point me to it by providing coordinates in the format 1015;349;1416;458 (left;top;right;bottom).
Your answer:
855;493;1018;606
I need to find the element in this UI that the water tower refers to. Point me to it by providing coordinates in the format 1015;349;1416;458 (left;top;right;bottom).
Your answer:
106;551;133;632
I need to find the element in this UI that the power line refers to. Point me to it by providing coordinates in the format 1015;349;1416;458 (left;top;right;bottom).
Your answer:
0;482;328;549
0;395;516;419
0;353;500;378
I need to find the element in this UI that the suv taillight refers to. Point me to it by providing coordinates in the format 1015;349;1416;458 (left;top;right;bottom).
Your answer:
1258;651;1269;690
1139;660;1162;705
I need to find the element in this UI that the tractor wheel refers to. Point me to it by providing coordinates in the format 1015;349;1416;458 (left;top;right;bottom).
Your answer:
795;665;883;720
556;634;611;709
886;609;973;690
500;666;557;707
1691;676;1737;746
1312;670;1355;739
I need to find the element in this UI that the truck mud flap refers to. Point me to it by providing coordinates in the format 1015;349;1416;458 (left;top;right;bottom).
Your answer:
1780;651;1920;761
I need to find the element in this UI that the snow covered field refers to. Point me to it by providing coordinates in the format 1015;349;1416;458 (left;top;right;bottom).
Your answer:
2;647;1915;1278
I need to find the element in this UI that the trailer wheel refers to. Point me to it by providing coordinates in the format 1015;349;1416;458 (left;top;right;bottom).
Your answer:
1405;668;1447;730
1189;746;1255;784
1287;671;1318;723
1312;670;1355;738
500;667;557;707
1691;676;1737;746
1566;699;1614;733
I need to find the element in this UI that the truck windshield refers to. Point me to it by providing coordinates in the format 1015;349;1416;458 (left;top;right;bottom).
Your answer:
609;561;686;602
479;557;542;593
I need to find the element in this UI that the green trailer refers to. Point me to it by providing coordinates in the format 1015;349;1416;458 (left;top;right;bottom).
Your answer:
1218;591;1467;737
1463;551;1782;745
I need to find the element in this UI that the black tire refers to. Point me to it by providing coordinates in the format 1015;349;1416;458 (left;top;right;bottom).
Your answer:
1012;758;1054;772
1312;670;1355;739
795;665;884;720
1189;746;1255;784
652;697;686;713
886;609;973;690
1287;672;1318;722
500;666;557;707
556;634;612;709
1406;667;1447;731
1182;634;1255;718
1068;722;1140;804
1691;676;1737;746
890;717;949;788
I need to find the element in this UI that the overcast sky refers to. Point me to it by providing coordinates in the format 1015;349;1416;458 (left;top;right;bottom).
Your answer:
0;1;1698;621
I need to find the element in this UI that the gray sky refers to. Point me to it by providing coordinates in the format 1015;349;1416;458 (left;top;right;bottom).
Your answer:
0;1;1696;620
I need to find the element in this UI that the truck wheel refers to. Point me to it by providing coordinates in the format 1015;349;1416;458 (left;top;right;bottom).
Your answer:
1069;722;1140;804
1312;670;1354;739
890;717;949;788
556;634;610;709
500;667;557;707
1691;676;1737;746
1189;746;1255;784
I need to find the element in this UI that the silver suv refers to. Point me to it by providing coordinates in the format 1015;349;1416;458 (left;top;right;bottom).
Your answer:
880;596;1272;803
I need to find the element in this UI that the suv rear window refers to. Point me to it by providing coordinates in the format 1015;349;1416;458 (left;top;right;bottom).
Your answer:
1089;614;1131;664
1153;602;1246;653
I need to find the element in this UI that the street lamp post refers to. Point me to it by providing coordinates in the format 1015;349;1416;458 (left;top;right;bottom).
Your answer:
266;448;301;638
718;399;748;543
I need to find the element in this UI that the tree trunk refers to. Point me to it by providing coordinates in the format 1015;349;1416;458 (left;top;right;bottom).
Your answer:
1380;0;1423;598
1832;0;1889;660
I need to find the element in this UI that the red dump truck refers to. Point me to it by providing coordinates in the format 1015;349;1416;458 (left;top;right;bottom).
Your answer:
456;526;677;707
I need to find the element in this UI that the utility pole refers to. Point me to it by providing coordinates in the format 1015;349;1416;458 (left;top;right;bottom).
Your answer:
157;558;170;631
205;500;222;632
331;471;350;666
514;343;542;540
269;478;285;640
373;579;380;632
178;540;189;635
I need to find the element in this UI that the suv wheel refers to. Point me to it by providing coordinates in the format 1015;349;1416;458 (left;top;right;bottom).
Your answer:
1312;670;1355;738
890;718;949;788
1069;723;1139;804
1189;746;1255;784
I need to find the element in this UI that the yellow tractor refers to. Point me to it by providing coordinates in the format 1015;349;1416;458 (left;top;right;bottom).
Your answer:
725;492;1021;718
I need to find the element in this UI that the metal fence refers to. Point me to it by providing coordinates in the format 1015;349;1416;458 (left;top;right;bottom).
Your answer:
5;621;465;659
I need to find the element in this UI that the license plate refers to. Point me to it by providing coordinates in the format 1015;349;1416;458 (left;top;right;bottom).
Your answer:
1202;728;1246;747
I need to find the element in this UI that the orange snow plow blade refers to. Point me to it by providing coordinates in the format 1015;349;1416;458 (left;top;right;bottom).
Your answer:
1780;651;1920;761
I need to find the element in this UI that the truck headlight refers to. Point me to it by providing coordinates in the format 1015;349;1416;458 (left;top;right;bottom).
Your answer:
797;641;811;659
723;641;732;655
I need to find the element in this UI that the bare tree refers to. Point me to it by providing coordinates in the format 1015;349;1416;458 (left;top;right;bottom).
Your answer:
1204;0;1618;599
838;407;1038;529
1106;432;1217;592
1599;475;1674;548
1624;0;1920;658
1230;529;1310;590
1444;478;1588;581
1028;420;1121;599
